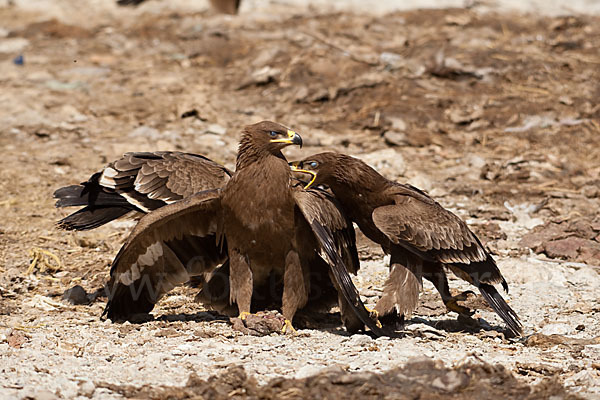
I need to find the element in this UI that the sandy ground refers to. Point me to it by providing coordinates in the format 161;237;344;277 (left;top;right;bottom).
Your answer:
1;0;600;399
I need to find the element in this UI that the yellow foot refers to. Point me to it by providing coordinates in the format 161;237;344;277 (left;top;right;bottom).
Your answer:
453;290;476;302
238;311;252;320
281;319;297;335
445;299;474;316
365;307;383;329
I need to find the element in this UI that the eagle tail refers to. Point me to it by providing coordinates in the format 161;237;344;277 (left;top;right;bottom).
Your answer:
54;177;135;230
478;283;522;337
57;206;131;231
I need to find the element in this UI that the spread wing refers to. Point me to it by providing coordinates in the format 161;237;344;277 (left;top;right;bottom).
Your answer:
54;151;231;230
103;189;226;321
372;184;506;288
293;185;384;336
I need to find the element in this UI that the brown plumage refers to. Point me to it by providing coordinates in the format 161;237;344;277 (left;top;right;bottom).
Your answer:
102;123;382;335
54;151;231;230
291;152;522;336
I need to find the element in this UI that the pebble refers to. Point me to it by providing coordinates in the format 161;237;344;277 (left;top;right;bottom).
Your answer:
62;285;90;305
33;389;59;400
295;364;322;379
360;148;406;177
540;323;571;336
0;37;29;53
383;130;407;146
206;124;227;135
346;334;373;347
78;380;95;397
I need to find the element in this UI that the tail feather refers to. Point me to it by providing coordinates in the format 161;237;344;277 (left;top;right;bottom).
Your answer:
54;176;138;230
453;254;509;293
57;206;131;230
54;185;92;207
479;283;522;336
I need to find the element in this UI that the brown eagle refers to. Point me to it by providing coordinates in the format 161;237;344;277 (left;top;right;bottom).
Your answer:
291;152;522;336
57;123;382;335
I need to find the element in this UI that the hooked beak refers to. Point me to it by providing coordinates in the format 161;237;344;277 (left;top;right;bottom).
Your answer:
289;162;317;189
270;130;303;148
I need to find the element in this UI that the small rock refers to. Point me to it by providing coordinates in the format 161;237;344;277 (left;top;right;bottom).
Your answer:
32;389;58;400
129;126;161;140
205;124;227;135
544;237;588;259
237;66;280;89
295;364;322;379
360;148;406;177
559;96;573;105
78;381;95;398
380;52;404;68
383;130;407;146
0;37;29;53
230;311;285;336
7;330;28;348
346;334;373;347
540;323;571;335
62;285;90;305
582;185;599;198
445;106;483;125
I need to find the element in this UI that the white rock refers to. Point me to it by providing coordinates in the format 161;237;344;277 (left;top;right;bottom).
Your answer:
359;148;406;177
540;323;571;335
346;334;373;347
30;389;58;400
78;380;95;397
295;364;322;379
205;124;227;135
128;126;161;140
0;37;29;53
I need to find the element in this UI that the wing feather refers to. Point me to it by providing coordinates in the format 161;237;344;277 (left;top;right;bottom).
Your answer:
293;186;383;336
372;188;487;264
55;151;232;230
103;189;226;321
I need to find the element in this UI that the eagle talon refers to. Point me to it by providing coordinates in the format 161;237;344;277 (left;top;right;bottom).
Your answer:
281;319;297;335
238;311;252;321
453;290;476;302
365;307;383;329
445;299;474;316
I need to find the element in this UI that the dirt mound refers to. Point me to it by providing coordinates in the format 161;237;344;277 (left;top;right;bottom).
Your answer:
98;359;579;399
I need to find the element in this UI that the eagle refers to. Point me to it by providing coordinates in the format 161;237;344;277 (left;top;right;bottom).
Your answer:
56;122;382;335
291;152;522;336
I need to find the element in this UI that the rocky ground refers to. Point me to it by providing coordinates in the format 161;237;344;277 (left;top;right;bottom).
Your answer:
1;1;599;399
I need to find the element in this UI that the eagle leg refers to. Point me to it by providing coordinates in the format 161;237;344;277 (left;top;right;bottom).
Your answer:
229;250;253;318
364;307;383;328
374;251;422;320
445;298;475;316
423;265;475;317
238;311;252;320
281;250;308;334
281;319;297;335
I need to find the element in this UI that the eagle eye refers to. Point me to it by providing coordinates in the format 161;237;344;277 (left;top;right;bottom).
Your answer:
269;131;278;137
309;161;318;168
